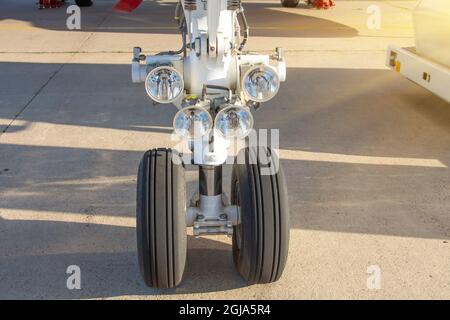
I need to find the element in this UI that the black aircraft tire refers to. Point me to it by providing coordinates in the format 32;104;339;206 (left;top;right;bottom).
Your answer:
231;147;290;284
136;148;186;288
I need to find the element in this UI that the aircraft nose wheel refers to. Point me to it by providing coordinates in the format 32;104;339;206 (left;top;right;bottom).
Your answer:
136;147;289;287
136;148;186;288
231;147;290;284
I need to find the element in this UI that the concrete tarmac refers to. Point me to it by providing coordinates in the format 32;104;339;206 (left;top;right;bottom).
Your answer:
0;0;449;299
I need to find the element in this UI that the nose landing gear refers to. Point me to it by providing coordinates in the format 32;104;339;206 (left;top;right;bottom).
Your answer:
133;0;289;289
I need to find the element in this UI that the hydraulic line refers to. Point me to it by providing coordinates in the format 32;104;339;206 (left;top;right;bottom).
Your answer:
237;7;249;51
183;0;197;54
156;2;187;56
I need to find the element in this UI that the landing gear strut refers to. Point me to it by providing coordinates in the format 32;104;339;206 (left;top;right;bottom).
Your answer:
132;0;290;288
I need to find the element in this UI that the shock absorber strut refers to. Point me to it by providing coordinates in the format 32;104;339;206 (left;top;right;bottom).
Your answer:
199;165;222;196
189;165;234;236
